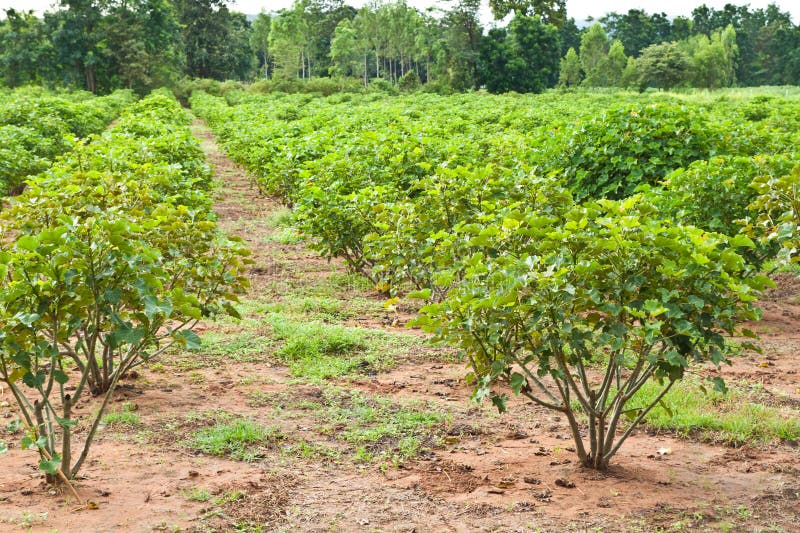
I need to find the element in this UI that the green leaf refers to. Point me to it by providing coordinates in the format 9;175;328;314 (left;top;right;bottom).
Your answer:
175;330;202;351
490;394;508;413
509;372;526;395
16;235;38;251
0;441;7;454
21;435;34;450
53;370;69;385
729;235;755;248
709;376;728;394
740;328;759;339
39;454;61;475
55;415;77;429
407;288;432;300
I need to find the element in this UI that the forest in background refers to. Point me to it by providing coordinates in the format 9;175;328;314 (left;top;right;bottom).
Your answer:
0;0;799;95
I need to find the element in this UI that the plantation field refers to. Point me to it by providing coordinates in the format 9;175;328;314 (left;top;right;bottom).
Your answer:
1;88;800;532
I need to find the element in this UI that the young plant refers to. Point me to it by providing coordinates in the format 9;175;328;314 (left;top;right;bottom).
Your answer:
415;196;769;470
0;210;246;482
745;163;800;266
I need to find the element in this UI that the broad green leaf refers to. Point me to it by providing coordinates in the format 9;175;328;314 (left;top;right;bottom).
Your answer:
39;454;62;475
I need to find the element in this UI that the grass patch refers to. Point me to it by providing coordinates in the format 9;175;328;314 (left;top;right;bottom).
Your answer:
201;331;274;359
633;378;800;445
267;227;304;245
283;439;342;461
102;402;141;427
264;208;294;229
241;386;447;465
185;487;212;502
316;386;447;465
312;272;374;297
253;295;375;323
167;331;273;370
188;416;282;462
246;390;272;408
266;314;412;380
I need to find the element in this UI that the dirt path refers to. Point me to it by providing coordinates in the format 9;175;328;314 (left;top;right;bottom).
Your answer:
1;119;799;532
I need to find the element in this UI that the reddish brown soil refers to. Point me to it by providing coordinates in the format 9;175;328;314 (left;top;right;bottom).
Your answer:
1;120;799;532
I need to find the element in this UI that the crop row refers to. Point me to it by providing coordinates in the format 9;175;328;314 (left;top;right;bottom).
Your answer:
192;89;799;469
0;88;134;197
191;90;799;285
0;90;250;483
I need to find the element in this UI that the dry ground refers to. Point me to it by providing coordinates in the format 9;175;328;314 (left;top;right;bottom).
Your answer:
1;119;798;533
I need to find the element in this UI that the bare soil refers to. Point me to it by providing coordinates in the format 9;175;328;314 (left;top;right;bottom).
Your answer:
1;120;799;532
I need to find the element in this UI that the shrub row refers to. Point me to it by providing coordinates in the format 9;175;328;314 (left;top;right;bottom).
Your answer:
0;90;250;483
0;88;134;196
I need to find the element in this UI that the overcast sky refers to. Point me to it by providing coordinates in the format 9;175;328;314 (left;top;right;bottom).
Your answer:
1;0;797;24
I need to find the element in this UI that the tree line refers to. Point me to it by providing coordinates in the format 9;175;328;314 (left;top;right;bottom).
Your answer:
1;0;798;94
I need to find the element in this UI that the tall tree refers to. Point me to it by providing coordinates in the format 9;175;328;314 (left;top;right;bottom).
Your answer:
479;14;560;93
49;0;105;92
606;39;628;86
101;0;184;93
269;6;309;79
442;0;482;90
330;17;365;81
600;9;672;57
579;23;609;86
637;41;690;90
488;0;566;28
0;9;52;87
251;12;272;79
173;0;252;80
557;46;581;87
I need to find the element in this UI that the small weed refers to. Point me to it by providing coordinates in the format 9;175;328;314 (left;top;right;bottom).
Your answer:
314;386;446;465
212;490;246;506
265;208;294;229
188;371;206;384
267;227;304;245
169;332;273;370
284;439;341;461
188;418;282;462
102;402;141;427
266;314;413;380
247;390;272;408
185;487;211;502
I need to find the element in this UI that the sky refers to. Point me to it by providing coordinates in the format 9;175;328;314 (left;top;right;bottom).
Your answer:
1;0;798;24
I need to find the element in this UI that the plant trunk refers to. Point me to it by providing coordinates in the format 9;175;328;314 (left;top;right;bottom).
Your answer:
62;395;72;479
34;401;56;484
85;66;96;94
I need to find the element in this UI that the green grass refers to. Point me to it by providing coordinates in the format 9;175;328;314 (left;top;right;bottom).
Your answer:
188;417;282;462
266;314;413;380
254;295;375;323
246;390;272;408
102;402;141;427
167;331;274;370
267;227;304;245
201;331;274;359
264;208;294;229
632;378;800;445
315;386;448;465
184;487;211;502
240;385;448;465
